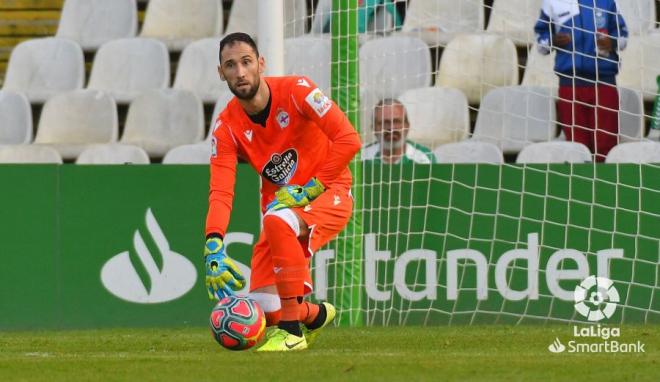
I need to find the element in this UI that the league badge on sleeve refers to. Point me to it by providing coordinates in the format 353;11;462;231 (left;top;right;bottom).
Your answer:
305;88;332;118
211;137;218;158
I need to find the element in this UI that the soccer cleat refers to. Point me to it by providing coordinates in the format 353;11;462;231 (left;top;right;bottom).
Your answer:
302;302;336;346
256;328;308;352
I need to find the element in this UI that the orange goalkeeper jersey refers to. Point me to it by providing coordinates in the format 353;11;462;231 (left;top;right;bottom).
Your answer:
206;76;361;237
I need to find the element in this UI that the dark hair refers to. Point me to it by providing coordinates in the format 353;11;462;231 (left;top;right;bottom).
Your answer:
219;33;259;62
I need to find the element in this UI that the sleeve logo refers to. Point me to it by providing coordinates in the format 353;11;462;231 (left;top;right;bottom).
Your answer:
211;137;218;158
305;88;332;118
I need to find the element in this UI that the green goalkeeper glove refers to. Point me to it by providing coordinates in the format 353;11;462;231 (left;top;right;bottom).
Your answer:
266;178;325;211
204;237;245;300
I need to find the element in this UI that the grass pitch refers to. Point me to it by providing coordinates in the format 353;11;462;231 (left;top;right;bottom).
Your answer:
0;326;658;381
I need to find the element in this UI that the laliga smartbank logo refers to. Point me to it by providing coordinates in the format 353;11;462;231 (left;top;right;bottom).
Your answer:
547;276;645;354
100;208;197;304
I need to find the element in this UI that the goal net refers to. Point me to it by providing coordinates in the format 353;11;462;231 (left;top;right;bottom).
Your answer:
282;0;660;326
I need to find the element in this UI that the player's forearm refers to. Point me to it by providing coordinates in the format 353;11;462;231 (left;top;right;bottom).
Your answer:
205;193;233;237
315;127;361;186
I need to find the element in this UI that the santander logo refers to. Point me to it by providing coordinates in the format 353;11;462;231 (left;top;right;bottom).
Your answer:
101;208;197;304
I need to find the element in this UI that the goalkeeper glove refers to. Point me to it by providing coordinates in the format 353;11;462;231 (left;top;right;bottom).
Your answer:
266;178;325;211
204;237;245;300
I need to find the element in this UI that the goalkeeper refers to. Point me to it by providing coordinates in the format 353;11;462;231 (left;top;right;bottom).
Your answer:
205;33;361;352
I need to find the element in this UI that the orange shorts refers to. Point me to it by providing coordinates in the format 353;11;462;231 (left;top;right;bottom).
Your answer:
249;187;353;295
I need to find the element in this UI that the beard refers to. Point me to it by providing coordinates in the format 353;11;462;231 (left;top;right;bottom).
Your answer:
228;77;260;100
378;131;406;151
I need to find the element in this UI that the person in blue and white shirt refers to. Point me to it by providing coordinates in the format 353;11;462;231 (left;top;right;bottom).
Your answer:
534;0;628;161
362;98;436;164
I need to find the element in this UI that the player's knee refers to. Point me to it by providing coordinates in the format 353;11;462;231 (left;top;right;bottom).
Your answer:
263;209;300;237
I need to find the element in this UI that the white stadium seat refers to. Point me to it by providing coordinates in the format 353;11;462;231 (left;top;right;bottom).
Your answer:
34;90;118;160
617;0;656;35
225;0;307;39
139;0;223;51
76;144;150;164
284;35;331;93
472;86;556;154
436;34;519;104
399;87;469;149
2;38;84;103
617;87;644;142
56;0;138;51
120;89;205;157
522;44;557;88
162;142;211;164
486;0;543;46
400;0;484;46
360;36;432;102
433;141;504;164
618;32;660;101
88;38;170;104
173;38;230;103
0;91;32;144
208;92;236;140
605;142;660;163
516;141;592;163
0;145;63;164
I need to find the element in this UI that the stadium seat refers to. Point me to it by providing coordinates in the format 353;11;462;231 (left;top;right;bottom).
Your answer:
617;0;656;35
399;0;484;47
56;0;138;51
516;141;592;163
360;36;432;102
34;90;118;160
618;32;660;101
605;141;660;163
433;141;504;164
436;34;519;104
284;35;331;93
225;0;307;39
472;86;556;154
2;38;84;103
486;0;543;46
162;142;211;164
0;145;63;164
76;144;150;164
139;0;223;51
398;87;469;149
521;44;558;88
0;91;32;144
208;92;236;139
87;38;170;104
617;87;644;142
120;89;205;157
173;38;231;103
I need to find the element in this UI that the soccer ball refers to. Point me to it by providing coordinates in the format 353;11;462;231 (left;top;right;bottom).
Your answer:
209;296;266;350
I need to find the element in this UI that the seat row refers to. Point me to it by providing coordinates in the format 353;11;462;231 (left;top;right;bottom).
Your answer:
1;140;658;165
0;83;653;162
55;0;307;52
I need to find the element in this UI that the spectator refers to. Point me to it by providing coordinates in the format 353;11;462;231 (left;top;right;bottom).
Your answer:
534;0;628;161
362;98;435;164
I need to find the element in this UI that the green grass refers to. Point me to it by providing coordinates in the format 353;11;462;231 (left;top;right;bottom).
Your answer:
0;326;658;381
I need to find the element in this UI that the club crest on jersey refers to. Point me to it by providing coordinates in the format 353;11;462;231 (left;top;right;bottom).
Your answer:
276;109;290;129
305;88;331;118
261;149;298;185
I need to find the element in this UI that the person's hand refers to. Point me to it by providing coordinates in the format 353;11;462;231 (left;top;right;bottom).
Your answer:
597;33;612;54
204;237;245;300
552;32;571;47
